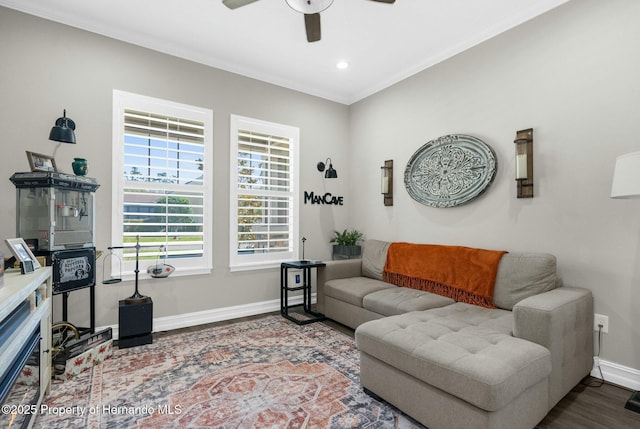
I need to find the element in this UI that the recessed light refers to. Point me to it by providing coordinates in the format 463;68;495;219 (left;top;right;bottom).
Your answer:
336;61;349;70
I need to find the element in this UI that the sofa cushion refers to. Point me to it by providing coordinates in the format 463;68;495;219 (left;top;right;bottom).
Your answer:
355;304;552;411
363;288;454;316
324;277;395;308
493;252;558;310
362;239;390;280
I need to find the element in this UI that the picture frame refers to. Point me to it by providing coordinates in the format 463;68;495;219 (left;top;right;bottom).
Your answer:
5;238;42;269
25;150;57;172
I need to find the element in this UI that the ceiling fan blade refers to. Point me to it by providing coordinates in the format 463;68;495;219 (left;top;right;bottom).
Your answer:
368;0;395;3
222;0;260;9
304;13;321;43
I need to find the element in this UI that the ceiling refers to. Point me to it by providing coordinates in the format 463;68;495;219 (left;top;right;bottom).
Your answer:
0;0;569;105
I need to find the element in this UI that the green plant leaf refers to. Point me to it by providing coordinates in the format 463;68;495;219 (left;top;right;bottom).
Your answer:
329;228;363;245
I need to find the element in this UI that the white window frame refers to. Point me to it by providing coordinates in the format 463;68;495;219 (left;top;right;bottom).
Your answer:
112;90;213;278
229;115;300;271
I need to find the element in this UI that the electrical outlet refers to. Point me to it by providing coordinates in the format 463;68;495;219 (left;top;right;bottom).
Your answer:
594;313;609;333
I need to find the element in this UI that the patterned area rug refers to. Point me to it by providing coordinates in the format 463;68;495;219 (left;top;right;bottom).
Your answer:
36;315;425;428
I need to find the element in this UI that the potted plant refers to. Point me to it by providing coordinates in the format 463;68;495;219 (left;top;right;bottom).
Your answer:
330;229;364;260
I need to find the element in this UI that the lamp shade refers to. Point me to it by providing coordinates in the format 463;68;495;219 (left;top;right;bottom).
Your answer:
324;163;337;178
611;151;640;198
286;0;333;14
49;109;76;144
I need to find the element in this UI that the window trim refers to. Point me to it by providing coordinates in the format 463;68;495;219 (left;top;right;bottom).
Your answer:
228;114;300;272
112;90;213;278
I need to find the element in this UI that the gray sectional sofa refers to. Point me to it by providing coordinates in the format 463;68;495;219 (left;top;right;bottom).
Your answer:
316;239;593;429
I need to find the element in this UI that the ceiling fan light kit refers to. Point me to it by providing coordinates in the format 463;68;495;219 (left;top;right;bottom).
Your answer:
224;0;395;43
286;0;333;14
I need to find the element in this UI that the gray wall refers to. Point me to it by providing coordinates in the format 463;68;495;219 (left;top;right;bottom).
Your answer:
349;0;640;373
0;7;349;327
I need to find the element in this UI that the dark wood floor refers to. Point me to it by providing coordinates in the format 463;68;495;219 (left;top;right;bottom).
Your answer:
537;379;640;429
155;314;640;429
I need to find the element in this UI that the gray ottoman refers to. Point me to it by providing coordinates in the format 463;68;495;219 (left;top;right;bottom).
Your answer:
355;305;552;429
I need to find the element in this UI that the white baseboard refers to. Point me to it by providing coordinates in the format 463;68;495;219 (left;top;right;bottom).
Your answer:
99;294;309;340
100;299;640;393
591;358;640;391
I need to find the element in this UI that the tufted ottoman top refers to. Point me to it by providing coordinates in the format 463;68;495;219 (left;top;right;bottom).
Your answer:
355;303;551;411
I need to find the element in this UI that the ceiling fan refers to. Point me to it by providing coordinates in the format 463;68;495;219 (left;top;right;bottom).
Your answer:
223;0;396;43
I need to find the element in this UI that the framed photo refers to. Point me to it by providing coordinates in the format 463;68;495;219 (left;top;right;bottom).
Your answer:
5;238;42;269
26;151;57;172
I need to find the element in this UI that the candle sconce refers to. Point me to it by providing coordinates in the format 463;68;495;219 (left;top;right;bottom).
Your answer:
381;160;393;206
514;128;533;198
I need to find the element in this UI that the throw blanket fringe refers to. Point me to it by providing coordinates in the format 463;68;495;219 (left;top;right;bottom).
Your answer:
383;243;506;309
383;272;496;308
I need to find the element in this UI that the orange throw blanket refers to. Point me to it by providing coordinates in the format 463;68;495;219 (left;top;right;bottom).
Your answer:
383;242;506;309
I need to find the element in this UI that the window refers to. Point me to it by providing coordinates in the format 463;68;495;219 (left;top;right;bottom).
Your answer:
229;115;300;270
112;90;213;277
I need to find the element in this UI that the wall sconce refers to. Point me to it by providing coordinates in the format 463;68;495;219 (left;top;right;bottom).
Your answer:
49;109;76;144
514;128;533;198
317;158;337;178
381;159;393;206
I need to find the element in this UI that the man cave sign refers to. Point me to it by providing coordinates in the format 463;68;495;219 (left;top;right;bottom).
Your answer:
303;191;344;206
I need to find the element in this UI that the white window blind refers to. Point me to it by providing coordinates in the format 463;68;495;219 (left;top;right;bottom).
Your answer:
113;90;213;277
229;115;299;270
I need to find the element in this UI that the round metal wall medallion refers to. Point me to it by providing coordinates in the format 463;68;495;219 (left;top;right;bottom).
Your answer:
404;134;497;208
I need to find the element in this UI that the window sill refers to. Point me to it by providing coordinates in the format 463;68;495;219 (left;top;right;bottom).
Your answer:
229;261;284;272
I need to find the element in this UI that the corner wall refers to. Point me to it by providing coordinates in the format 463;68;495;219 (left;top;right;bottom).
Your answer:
348;0;640;379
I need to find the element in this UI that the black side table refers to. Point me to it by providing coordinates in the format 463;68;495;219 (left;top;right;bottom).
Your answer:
280;260;326;325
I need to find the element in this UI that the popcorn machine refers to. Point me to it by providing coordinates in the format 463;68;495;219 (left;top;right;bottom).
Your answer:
11;171;99;331
11;171;99;291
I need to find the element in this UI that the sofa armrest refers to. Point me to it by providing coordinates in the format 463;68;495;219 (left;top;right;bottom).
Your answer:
316;259;363;313
513;287;593;408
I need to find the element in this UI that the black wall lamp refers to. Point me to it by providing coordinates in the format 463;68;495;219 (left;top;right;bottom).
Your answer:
381;159;393;206
49;109;76;144
514;128;533;198
317;157;337;178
